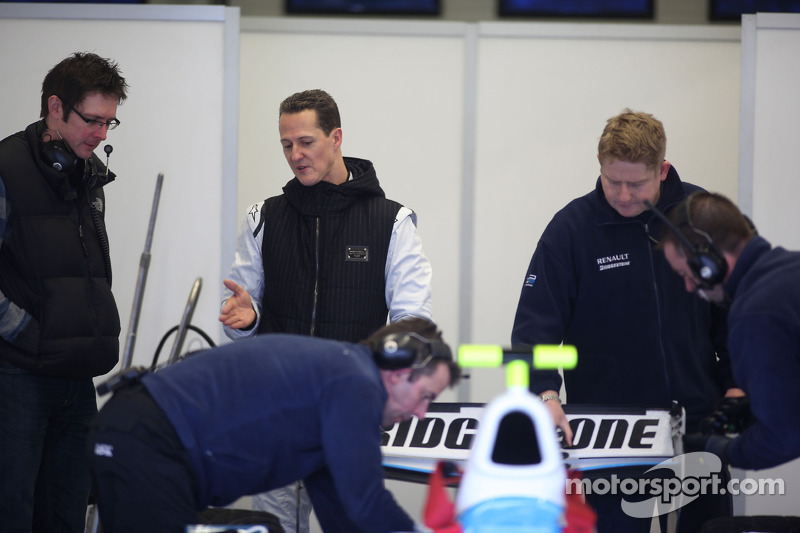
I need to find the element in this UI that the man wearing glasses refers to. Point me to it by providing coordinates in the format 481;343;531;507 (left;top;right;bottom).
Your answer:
0;52;128;533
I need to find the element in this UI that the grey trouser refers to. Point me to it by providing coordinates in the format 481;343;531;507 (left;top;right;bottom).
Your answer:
252;481;312;533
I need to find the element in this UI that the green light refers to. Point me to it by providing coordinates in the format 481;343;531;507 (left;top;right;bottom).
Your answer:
457;344;503;367
507;360;529;388
533;344;577;369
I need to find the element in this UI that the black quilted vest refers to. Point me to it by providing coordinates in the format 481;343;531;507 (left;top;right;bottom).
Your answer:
258;158;399;342
0;121;120;378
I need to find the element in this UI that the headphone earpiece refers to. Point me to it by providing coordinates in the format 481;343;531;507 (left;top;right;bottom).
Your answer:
686;243;726;288
373;332;452;370
678;195;727;288
646;195;727;290
41;139;77;174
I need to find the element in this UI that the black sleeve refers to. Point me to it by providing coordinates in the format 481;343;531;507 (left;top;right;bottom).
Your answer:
511;238;575;394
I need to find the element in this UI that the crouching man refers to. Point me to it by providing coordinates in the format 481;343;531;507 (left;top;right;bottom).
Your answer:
87;318;460;533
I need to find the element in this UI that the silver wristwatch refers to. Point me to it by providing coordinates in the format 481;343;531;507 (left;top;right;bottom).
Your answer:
540;393;561;404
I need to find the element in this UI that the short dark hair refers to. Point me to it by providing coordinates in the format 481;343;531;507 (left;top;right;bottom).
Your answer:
362;317;461;387
279;89;341;135
40;52;128;120
661;191;755;255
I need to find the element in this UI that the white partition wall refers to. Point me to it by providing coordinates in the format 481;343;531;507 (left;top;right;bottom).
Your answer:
740;13;800;249
0;4;240;375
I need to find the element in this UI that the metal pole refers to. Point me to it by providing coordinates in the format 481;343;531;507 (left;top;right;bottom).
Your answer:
86;174;163;533
121;173;164;369
167;277;203;365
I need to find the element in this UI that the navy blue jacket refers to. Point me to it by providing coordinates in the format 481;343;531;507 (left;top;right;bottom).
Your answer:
724;236;800;469
512;166;733;429
142;334;414;533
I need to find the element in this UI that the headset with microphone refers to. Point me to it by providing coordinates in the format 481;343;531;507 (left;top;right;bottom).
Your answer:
645;195;727;289
38;114;114;177
41;137;78;173
41;138;114;181
372;332;453;370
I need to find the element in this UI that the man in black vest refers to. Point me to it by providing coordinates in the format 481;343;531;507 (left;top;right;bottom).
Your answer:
0;52;128;533
218;89;434;532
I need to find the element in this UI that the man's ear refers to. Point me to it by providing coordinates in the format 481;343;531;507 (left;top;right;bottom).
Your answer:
332;127;343;150
48;95;63;120
659;160;671;181
722;251;738;284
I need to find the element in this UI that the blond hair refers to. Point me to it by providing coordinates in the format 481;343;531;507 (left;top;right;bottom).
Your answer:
598;109;666;169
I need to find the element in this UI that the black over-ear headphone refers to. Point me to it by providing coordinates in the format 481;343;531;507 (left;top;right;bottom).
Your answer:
646;195;727;289
373;332;453;370
40;137;77;174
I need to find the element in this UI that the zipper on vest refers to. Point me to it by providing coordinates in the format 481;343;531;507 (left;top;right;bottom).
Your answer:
78;224;88;256
310;217;320;336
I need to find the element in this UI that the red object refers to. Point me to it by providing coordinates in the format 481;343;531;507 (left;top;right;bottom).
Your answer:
423;462;463;533
422;462;596;533
562;470;597;533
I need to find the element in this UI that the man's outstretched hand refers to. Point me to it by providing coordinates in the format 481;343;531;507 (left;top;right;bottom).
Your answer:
219;279;256;330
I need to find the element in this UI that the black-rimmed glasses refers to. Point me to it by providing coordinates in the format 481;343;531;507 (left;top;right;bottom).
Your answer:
71;107;120;131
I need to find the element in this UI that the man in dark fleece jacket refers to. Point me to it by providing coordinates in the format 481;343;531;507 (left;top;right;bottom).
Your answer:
512;109;740;533
661;191;800;533
661;191;800;469
87;318;460;533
